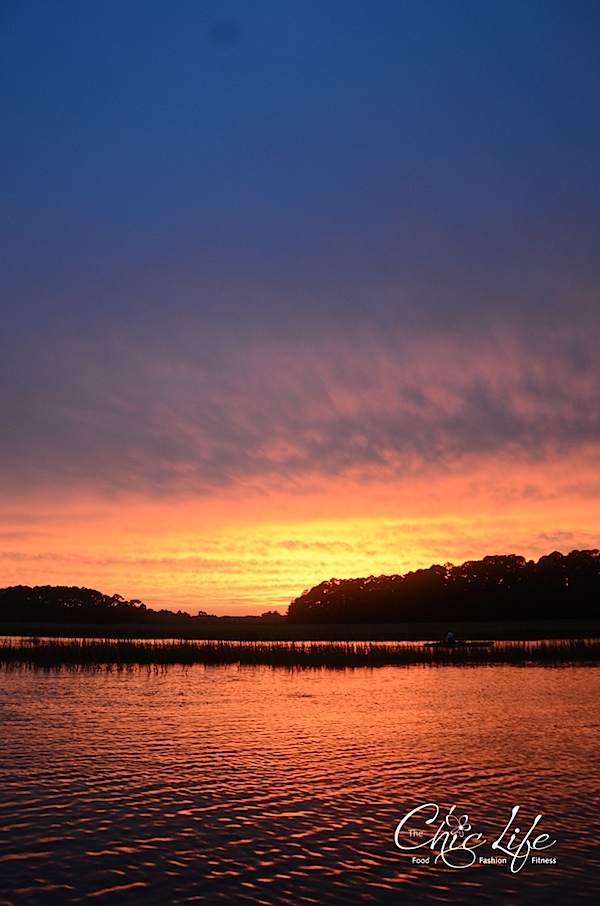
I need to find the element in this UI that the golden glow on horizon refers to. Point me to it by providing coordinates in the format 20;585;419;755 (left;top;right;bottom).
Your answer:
1;446;599;615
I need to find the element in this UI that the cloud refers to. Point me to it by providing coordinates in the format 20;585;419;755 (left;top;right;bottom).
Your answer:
2;496;598;614
1;320;599;502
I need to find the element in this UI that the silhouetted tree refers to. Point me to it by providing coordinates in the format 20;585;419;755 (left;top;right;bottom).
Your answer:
286;550;600;624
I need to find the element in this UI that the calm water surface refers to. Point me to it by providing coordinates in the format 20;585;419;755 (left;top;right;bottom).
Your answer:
0;665;598;905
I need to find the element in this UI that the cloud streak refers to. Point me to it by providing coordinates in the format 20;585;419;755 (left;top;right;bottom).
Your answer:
2;321;599;501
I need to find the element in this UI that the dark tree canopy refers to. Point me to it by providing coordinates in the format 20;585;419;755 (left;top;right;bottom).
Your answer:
0;586;150;624
286;550;600;624
0;586;202;625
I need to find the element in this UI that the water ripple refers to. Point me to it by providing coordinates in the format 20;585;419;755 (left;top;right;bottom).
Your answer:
0;665;598;904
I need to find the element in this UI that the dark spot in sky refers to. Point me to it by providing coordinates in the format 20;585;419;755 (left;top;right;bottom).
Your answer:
208;17;239;46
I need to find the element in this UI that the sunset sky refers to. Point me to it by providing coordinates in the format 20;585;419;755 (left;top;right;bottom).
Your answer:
2;0;599;614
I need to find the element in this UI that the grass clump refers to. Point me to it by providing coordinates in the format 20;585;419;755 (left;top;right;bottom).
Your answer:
1;638;600;670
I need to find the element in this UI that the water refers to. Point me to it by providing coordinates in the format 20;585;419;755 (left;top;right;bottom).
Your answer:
0;664;598;904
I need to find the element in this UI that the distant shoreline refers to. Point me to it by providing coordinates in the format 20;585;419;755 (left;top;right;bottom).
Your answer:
1;618;599;642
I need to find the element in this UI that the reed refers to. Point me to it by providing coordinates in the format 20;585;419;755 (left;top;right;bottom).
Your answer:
1;638;599;669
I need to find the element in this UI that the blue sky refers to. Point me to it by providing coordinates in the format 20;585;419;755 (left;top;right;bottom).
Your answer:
1;1;599;611
3;0;598;329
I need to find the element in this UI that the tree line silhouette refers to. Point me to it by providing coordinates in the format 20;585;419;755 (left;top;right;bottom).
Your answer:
286;550;600;623
3;550;599;627
0;586;198;625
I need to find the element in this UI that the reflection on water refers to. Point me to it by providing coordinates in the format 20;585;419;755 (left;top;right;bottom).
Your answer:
0;665;598;904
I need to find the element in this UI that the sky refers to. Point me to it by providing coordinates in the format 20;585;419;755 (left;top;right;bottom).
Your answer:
1;0;599;615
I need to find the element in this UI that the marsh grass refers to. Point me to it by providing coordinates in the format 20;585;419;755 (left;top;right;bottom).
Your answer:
1;638;599;670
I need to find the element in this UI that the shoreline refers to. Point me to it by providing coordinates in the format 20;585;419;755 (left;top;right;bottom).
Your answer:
1;617;599;642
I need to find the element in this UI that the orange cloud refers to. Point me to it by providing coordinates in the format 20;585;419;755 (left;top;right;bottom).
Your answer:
1;322;599;613
1;440;598;614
